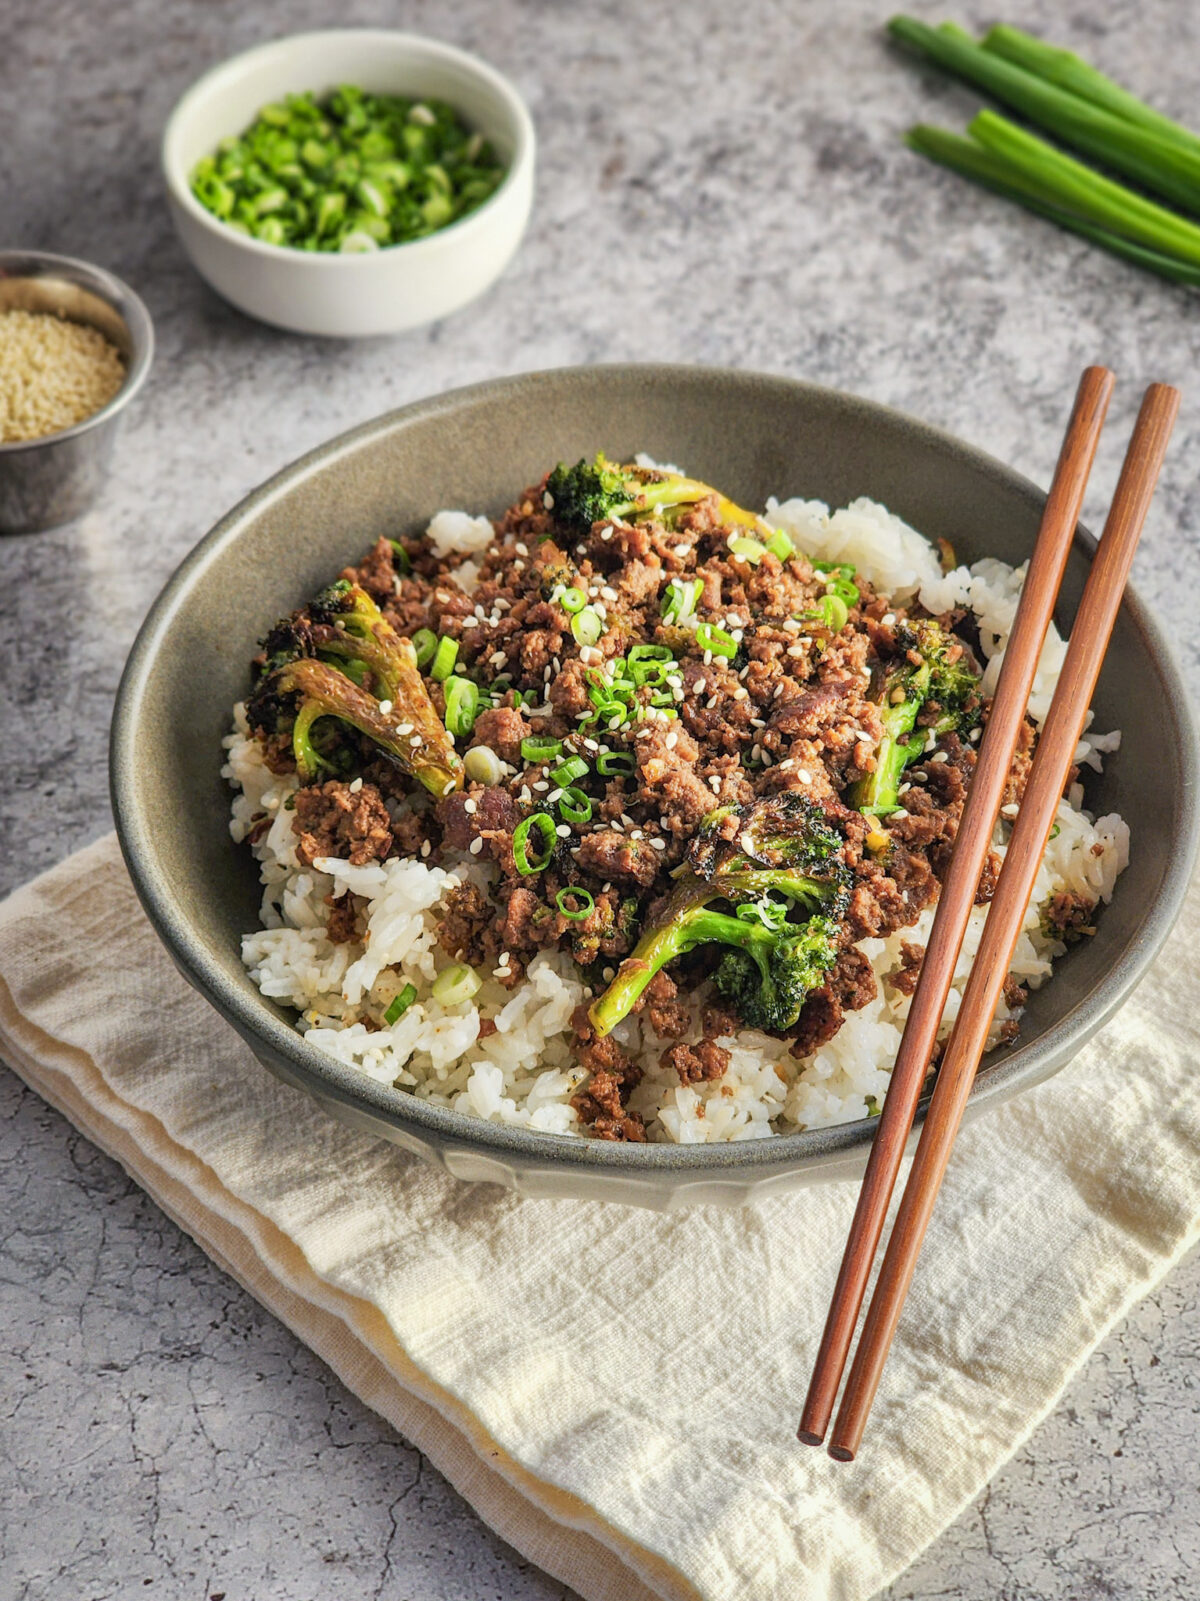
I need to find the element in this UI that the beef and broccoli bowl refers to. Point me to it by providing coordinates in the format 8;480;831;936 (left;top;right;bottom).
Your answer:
223;453;1129;1145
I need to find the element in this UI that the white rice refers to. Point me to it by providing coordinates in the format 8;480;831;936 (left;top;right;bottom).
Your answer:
225;496;1129;1142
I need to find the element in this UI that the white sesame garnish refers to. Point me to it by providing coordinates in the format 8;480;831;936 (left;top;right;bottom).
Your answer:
694;677;706;695
898;782;911;796
513;559;525;572
349;777;363;793
532;779;549;792
600;585;619;601
650;837;667;850
1001;802;1019;818
463;797;477;814
377;700;393;715
556;823;571;837
798;769;812;785
881;612;895;626
787;644;805;659
469;837;483;855
931;751;949;764
600;528;612;541
460;615;478;629
706;694;719;709
420;840;431;857
709;775;722;792
489;651;507;667
970;726;982;742
892;807;909;819
665;731;678;749
542;492;554;510
515;542;529;557
673;543;689;558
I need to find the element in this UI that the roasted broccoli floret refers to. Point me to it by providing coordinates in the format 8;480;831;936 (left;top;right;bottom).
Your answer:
246;581;462;797
712;911;843;1033
544;453;773;539
851;619;981;818
688;792;844;878
588;798;850;1037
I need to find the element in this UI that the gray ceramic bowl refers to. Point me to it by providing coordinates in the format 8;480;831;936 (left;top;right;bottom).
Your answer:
110;367;1199;1209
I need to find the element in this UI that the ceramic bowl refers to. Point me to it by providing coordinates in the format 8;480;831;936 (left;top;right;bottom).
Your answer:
110;367;1199;1208
161;30;535;337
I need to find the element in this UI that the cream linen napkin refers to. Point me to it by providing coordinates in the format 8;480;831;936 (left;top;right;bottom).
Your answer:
2;835;1198;1601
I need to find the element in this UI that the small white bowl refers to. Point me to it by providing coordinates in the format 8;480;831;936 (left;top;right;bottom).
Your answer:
162;30;535;338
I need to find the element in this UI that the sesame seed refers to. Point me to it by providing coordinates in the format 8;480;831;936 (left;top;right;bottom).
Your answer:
970;727;982;742
787;644;805;658
513;559;525;572
798;769;812;784
600;585;618;601
650;837;667;851
703;649;713;667
546;787;564;804
377;700;393;716
750;716;766;729
931;751;949;764
460;615;479;629
469;837;483;855
498;951;511;966
603;966;616;981
1001;802;1019;818
630;828;643;840
706;694;719;709
601;528;612;541
694;677;706;695
665;731;678;749
773;683;785;698
556;823;571;837
463;797;477;814
349;776;363;793
515;541;529;557
474;604;486;620
881;612;895;626
898;782;911;796
519;786;532;804
892;807;909;819
673;543;690;558
420;840;431;857
543;665;553;683
709;775;722;791
489;651;507;667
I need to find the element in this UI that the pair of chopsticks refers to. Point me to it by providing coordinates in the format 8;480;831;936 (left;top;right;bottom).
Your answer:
799;368;1179;1461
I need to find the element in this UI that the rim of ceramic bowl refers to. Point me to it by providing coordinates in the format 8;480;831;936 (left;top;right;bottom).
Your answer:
110;365;1200;1174
0;249;155;456
161;28;536;267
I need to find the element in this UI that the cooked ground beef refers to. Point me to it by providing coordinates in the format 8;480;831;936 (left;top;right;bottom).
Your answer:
252;464;1041;1140
293;780;393;867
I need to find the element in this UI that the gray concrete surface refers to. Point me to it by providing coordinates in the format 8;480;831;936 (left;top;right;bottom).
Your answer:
2;0;1197;1596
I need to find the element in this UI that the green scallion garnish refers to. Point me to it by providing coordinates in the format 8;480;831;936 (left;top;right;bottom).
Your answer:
558;786;593;825
695;621;737;659
558;585;587;614
512;813;557;874
550;755;589;786
556;886;595;921
383;983;418;1025
571;606;604;646
443;675;480;737
596;751;636;776
520;735;562;764
430;636;459;681
411;628;437;668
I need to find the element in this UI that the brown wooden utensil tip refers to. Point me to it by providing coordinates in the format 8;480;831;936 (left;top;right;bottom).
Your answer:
796;364;1115;1451
824;379;1179;1463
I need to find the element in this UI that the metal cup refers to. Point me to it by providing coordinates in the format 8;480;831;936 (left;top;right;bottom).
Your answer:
0;250;154;535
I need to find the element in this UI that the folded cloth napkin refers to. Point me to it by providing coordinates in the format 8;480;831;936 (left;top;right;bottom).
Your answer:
2;834;1198;1601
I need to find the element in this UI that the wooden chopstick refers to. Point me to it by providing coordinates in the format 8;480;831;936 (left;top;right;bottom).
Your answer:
798;366;1115;1448
827;381;1180;1461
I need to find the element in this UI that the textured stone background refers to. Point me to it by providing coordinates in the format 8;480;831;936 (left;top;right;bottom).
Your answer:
2;0;1198;1596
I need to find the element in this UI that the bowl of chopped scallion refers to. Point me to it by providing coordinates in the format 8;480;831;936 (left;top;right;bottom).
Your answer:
162;31;535;337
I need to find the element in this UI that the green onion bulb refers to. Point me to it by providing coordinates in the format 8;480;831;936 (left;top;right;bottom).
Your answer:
431;964;481;1005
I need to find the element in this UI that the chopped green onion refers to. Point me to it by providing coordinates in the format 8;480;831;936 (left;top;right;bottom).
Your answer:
596;751;635;776
430;636;459;681
512;813;557;874
729;536;768;564
766;528;794;561
695;621;737;659
387;539;413;574
558;786;593;825
629;657;675;688
520;735;563;764
661;577;704;623
464;745;502;785
558;585;587;614
627;643;673;665
571;606;604;646
383;983;418;1025
550;755;588;786
813;561;856;578
443;675;479;736
819;594;849;632
556;886;595;921
189;86;507;253
411;628;437;668
431;964;481;1005
827;575;860;607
